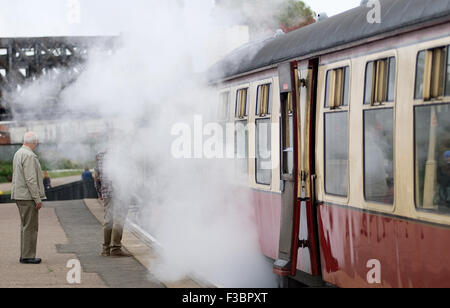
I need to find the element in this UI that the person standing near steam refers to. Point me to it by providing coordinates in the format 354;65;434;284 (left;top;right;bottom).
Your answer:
11;132;46;264
94;150;132;258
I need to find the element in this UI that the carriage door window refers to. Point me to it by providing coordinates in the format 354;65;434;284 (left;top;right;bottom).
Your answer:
324;66;350;196
256;84;272;185
281;92;294;176
363;58;396;204
235;88;249;173
415;46;450;214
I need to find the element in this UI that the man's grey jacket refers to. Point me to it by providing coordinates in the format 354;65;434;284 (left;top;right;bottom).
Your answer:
11;146;46;204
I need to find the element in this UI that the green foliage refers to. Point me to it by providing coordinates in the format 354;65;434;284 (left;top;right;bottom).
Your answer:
215;0;316;34
55;158;83;170
277;0;316;31
39;158;84;171
0;161;13;183
0;158;88;184
48;171;83;179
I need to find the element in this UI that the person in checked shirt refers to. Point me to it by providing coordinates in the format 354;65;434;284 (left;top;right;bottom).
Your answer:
94;150;132;258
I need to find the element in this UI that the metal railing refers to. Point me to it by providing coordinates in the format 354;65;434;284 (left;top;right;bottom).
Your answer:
0;179;98;203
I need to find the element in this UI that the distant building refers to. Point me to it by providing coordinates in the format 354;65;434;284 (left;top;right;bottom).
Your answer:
0;124;10;145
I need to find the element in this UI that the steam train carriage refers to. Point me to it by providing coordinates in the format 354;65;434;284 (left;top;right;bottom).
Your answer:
212;0;450;288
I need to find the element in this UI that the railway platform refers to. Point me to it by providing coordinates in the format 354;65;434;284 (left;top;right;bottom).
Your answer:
0;199;205;288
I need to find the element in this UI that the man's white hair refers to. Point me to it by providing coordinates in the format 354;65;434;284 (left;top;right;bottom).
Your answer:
23;132;38;144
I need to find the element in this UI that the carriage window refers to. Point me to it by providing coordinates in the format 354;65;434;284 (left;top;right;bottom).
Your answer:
364;57;396;105
256;119;271;185
324;71;331;108
415;104;450;214
324;66;350;108
446;48;450;96
256;83;272;185
235;121;248;174
256;84;272;116
364;62;374;105
343;67;350;106
364;109;394;204
387;58;396;102
415;51;426;99
281;92;294;176
235;88;248;118
324;112;348;197
219;91;230;121
415;46;448;100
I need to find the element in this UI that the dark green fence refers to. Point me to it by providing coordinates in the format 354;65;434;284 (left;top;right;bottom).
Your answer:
0;179;97;204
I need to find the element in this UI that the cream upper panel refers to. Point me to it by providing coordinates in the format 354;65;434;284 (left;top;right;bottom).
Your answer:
317;35;450;226
220;72;281;194
316;59;352;206
398;36;450;226
248;77;281;193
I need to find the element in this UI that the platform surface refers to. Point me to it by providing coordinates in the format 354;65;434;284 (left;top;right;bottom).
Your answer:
0;199;204;288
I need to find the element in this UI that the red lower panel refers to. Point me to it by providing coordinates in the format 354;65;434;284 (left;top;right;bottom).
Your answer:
318;203;450;288
253;190;281;260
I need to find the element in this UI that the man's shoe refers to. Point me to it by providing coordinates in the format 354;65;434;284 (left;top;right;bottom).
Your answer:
110;249;132;257
20;258;42;264
101;250;111;257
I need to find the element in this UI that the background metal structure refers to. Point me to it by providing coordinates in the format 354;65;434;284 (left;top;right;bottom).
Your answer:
0;36;116;121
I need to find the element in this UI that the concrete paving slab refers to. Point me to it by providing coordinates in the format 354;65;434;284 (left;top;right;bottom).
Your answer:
0;203;106;288
83;199;208;288
48;200;164;288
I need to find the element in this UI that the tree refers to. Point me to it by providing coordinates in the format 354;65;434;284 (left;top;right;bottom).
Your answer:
214;0;316;39
277;0;316;33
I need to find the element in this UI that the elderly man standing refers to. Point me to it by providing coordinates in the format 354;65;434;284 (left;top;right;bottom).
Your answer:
11;132;46;265
94;150;131;258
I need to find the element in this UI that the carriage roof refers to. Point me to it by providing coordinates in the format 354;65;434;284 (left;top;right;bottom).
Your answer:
211;0;450;81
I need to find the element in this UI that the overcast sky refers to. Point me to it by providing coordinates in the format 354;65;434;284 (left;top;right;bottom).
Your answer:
0;0;362;37
307;0;361;17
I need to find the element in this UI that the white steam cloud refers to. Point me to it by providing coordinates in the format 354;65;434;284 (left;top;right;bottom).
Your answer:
2;0;278;287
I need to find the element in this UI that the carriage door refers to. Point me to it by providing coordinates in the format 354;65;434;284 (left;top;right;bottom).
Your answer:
274;62;298;276
294;59;321;278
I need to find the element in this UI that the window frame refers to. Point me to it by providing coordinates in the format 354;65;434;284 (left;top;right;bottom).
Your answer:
323;110;350;198
218;90;231;122
235;88;249;119
413;102;450;217
364;57;397;106
255;118;272;186
234;119;249;174
234;86;250;176
324;66;350;109
256;83;272;117
255;83;273;186
362;106;396;206
414;46;450;101
409;41;450;225
361;53;397;210
322;63;351;201
414;50;427;100
446;47;450;96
